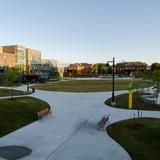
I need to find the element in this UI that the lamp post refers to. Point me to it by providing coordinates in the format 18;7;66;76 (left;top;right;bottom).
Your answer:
26;64;30;91
107;57;115;106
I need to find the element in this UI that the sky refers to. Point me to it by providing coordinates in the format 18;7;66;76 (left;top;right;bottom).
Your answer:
0;0;160;65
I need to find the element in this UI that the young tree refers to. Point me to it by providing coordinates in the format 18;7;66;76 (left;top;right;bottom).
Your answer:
152;69;160;104
4;67;19;100
108;66;112;74
100;65;108;74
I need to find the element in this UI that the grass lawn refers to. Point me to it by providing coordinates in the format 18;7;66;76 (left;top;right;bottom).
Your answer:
105;93;160;111
107;118;160;160
0;97;50;138
0;88;29;97
34;80;149;92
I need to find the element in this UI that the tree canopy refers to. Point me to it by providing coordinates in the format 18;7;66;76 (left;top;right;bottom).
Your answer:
4;67;19;100
94;63;112;74
151;63;160;71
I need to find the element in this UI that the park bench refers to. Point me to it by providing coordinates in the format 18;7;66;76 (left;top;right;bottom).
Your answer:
97;114;110;129
37;108;52;120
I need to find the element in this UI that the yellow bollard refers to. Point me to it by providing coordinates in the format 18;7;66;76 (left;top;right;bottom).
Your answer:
128;82;132;109
129;89;132;109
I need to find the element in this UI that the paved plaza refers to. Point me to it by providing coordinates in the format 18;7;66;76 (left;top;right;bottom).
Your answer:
0;85;159;160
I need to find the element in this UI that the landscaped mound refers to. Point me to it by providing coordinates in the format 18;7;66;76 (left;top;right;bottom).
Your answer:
0;97;50;138
34;80;149;92
107;118;160;160
105;93;160;111
0;88;28;97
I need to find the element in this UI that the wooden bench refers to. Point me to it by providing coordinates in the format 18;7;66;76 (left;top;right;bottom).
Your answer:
37;108;52;120
97;114;110;129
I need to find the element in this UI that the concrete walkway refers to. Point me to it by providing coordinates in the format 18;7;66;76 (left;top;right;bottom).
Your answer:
0;85;160;160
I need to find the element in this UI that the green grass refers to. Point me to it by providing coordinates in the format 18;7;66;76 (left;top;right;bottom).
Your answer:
107;118;160;160
34;80;149;92
0;97;50;138
105;93;160;111
0;88;29;97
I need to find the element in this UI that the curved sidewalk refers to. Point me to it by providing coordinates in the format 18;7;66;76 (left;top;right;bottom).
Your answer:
0;87;159;160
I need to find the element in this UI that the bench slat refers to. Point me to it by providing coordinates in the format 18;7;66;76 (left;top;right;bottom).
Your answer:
37;108;52;119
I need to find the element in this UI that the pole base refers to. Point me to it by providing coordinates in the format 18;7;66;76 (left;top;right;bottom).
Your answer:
111;101;116;106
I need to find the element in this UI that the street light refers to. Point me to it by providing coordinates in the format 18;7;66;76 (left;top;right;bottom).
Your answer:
26;64;30;91
107;57;115;106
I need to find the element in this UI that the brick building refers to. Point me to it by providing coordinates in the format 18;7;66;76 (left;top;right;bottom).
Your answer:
0;46;15;67
116;62;147;75
64;63;94;77
2;45;41;74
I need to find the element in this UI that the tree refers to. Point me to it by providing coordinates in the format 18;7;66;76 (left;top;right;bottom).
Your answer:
151;63;160;71
94;63;110;75
4;67;19;100
108;66;112;74
106;62;110;67
100;65;108;74
152;69;160;82
152;70;160;104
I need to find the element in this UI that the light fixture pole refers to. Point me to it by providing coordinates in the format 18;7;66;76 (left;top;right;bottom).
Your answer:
26;64;30;91
107;57;115;106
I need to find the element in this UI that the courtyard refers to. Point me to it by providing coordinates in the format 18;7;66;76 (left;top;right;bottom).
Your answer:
0;82;159;160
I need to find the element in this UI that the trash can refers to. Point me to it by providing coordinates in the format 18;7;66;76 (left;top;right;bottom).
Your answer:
32;87;35;93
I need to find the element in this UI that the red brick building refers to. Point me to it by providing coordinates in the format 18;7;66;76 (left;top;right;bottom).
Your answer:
64;63;93;77
116;62;147;75
0;47;15;67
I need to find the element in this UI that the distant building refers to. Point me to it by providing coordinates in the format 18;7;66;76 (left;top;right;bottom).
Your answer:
146;65;151;71
41;59;58;67
57;63;69;78
58;67;64;78
2;45;27;72
2;45;41;74
0;46;15;67
41;59;59;77
26;48;41;65
0;45;42;82
81;63;93;74
0;44;60;82
27;59;59;80
116;62;147;75
64;63;94;77
66;63;84;75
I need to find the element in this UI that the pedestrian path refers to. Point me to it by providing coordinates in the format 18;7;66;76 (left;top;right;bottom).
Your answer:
0;86;159;160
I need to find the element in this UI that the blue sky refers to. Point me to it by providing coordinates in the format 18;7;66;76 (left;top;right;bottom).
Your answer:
0;0;159;64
